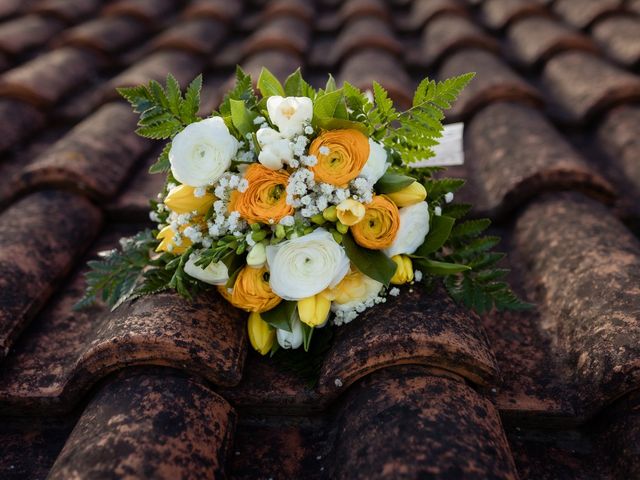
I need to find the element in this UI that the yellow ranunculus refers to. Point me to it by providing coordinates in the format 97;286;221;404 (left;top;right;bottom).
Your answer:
298;293;331;327
156;225;192;255
351;195;400;250
336;198;366;226
218;266;281;313
309;129;369;186
247;312;275;355
164;184;215;215
325;268;383;309
390;255;413;285
234;164;293;224
386;182;427;207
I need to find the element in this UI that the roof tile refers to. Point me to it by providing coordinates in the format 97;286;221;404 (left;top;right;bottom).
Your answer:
0;190;101;359
262;0;315;24
331;16;403;63
481;0;549;30
0;99;45;152
28;0;101;24
553;0;624;30
182;0;243;24
401;0;468;31
243;15;311;58
0;14;64;57
47;369;236;480
57;16;148;56
102;0;177;25
542;51;640;123
592;15;640;69
148;17;228;56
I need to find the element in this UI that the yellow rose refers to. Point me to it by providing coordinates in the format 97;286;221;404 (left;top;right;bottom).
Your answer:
386;182;427;207
233;164;293;224
390;255;413;285
298;293;331;327
309;129;369;186
247;312;275;355
336;198;366;226
218;265;281;313
164;184;215;215
351;195;400;250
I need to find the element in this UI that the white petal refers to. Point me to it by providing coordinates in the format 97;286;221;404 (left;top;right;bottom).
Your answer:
184;252;229;285
384;201;430;257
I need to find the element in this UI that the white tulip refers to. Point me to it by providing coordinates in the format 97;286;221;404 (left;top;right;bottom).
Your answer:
256;127;294;170
384;201;430;257
184;252;229;285
266;96;313;138
276;314;303;349
266;228;349;301
246;242;267;268
169;116;238;187
359;139;389;184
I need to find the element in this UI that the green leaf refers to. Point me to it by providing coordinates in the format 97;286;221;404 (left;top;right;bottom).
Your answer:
149;142;171;174
257;67;285;98
313;117;368;133
450;219;491;239
180;74;202;123
342;234;397;286
165;73;182;116
301;322;314;352
221;251;246;288
262;301;296;332
325;74;337;92
374;173;416;194
415;215;455;256
313;89;348;122
416;258;470;276
229;99;256;136
284;68;314;97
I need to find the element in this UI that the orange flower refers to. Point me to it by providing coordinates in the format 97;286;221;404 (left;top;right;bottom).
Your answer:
232;164;293;223
351;195;400;249
309;129;369;186
218;265;281;313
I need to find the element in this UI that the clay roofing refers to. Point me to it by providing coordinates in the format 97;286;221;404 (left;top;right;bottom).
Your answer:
0;0;639;479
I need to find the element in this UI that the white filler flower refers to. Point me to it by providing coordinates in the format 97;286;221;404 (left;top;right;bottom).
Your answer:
169;116;238;187
266;228;349;301
266;96;313;138
276;314;303;349
359;139;389;184
184;252;229;285
385;201;430;257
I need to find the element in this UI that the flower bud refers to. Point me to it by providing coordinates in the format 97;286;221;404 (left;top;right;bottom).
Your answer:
246;242;267;268
164;184;215;215
275;224;286;239
322;205;338;222
336;221;349;234
156;225;192;255
310;213;326;225
277;315;304;349
251;229;267;242
386;181;427;207
184;252;228;285
298;293;331;327
390;255;414;285
247;312;275;355
336;198;366;226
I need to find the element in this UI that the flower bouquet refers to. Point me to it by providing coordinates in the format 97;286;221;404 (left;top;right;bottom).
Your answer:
78;67;527;356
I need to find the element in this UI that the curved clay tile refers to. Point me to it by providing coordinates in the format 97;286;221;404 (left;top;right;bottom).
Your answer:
465;101;614;218
330;16;403;63
437;48;543;121
102;0;177;26
421;13;499;68
148;18;228;56
242;15;311;58
29;0;101;24
0;190;101;360
0;99;44;153
183;0;243;24
507;16;597;69
402;0;468;31
542;51;640;124
0;47;98;107
513;192;640;417
56;16;148;56
481;0;550;30
240;49;304;87
592;15;640;69
261;0;315;24
47;369;236;480
0;15;64;57
553;0;624;30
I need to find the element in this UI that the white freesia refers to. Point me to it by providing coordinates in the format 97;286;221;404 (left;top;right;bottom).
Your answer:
246;242;267;268
184;252;229;285
276;314;303;349
266;96;313;138
359;139;389;184
169;116;238;187
256;127;294;170
384;201;430;257
266;228;349;301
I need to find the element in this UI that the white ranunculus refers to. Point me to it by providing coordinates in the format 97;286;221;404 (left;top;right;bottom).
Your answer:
266;228;349;301
359;139;389;184
184;252;229;285
169;116;238;187
266;96;313;138
276;314;303;349
256;127;293;170
384;201;430;257
246;242;267;268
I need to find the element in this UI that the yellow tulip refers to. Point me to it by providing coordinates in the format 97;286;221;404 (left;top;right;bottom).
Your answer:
336;198;366;226
298;293;331;327
164;184;215;215
390;255;414;285
247;312;275;355
386;182;427;207
155;225;192;255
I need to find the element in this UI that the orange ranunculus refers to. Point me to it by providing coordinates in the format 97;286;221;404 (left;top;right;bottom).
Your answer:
232;164;293;223
351;195;400;249
218;265;281;313
309;129;369;186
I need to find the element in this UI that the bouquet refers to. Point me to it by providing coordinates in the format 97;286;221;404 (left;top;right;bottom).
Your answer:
78;67;527;356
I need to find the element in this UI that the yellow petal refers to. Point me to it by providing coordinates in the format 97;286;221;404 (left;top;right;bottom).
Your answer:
390;255;413;285
165;184;215;215
298;294;331;327
386;182;427;207
336;198;366;226
247;312;275;355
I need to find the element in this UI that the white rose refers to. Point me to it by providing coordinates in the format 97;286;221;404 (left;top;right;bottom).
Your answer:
266;228;349;301
359;139;389;184
184;252;229;285
169;116;238;187
266;96;313;138
276;314;303;349
384;201;430;257
256;127;293;170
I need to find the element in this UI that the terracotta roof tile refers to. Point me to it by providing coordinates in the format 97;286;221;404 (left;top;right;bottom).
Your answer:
182;0;243;24
401;0;468;31
28;0;101;24
592;15;640;69
262;0;315;24
553;0;625;30
243;15;311;58
331;16;402;63
147;17;228;56
481;0;549;30
0;15;64;57
102;0;178;25
57;16;148;56
0;98;45;152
